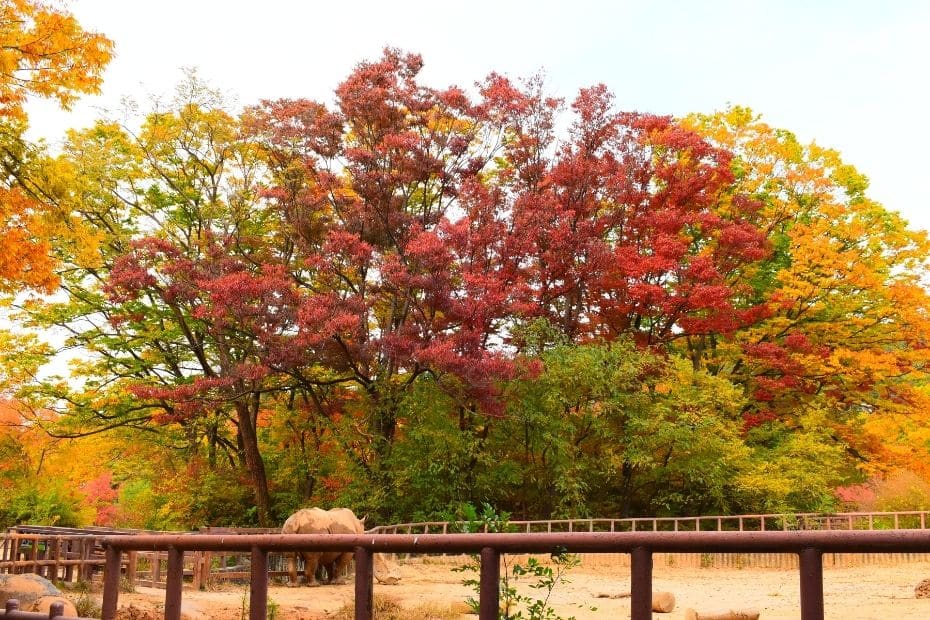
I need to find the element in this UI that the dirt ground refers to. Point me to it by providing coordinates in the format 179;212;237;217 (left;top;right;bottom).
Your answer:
100;556;930;619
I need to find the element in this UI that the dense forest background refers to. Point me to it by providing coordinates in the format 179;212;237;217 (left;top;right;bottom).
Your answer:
3;2;930;530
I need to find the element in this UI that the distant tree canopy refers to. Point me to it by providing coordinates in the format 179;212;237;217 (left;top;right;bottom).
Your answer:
2;34;930;527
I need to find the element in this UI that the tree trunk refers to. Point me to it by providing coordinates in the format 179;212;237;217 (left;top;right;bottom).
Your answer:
234;400;272;526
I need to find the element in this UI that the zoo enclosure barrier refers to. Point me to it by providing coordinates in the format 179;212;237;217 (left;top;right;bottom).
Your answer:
0;599;89;620
98;529;930;620
6;511;930;587
368;510;930;534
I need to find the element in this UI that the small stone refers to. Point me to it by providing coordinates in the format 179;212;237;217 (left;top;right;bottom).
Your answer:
915;577;930;598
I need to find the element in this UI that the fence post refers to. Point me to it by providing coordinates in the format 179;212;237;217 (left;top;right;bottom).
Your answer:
630;546;653;620
479;547;500;620
79;538;92;582
49;600;65;618
102;545;121;620
63;539;74;582
152;551;162;587
799;547;824;620
191;551;201;591
31;535;39;575
164;546;184;620
51;536;62;581
200;551;212;589
126;550;137;588
354;547;373;620
250;545;267;620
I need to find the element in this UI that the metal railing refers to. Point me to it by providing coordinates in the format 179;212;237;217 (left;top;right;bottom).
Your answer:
0;599;89;619
98;529;930;620
369;510;930;534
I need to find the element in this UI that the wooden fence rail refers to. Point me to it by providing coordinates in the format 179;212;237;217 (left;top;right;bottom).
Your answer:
5;510;930;589
368;510;930;535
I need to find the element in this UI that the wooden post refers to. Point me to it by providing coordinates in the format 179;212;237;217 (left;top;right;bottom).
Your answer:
101;546;122;620
354;547;373;620
200;551;212;590
164;547;183;620
64;539;74;582
38;535;49;578
799;548;824;620
30;535;39;575
52;537;62;581
127;551;138;588
79;538;92;582
631;546;653;620
152;551;162;587
479;547;500;620
249;546;267;620
192;552;202;591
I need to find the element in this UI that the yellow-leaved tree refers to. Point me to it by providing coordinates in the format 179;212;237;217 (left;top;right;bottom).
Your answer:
0;0;111;292
684;107;930;488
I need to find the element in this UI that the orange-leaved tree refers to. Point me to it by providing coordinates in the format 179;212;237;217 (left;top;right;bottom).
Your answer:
0;0;111;292
684;106;930;482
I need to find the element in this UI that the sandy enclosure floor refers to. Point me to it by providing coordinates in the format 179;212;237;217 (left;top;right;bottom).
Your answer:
106;556;930;619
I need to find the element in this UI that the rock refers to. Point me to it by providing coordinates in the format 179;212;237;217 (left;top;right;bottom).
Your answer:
684;608;760;620
373;553;402;585
449;600;475;615
652;591;676;613
0;573;66;610
116;604;162;620
915;578;930;598
179;600;210;620
31;595;78;616
592;590;673;612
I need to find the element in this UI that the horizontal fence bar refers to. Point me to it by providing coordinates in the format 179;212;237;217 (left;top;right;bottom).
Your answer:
97;530;930;620
0;598;86;619
98;530;930;620
100;530;930;554
368;510;930;533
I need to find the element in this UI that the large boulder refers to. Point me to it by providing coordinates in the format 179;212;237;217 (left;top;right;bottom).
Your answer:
0;573;77;615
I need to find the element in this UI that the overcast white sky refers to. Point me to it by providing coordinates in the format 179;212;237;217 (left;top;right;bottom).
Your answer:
28;0;930;232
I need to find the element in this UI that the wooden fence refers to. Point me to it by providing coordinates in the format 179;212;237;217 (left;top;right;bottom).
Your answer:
6;511;930;588
368;510;930;535
0;533;104;582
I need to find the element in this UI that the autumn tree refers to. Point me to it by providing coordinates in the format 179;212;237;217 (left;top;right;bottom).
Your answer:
684;106;930;480
0;0;111;291
244;50;534;505
483;84;771;349
8;47;930;527
7;76;292;525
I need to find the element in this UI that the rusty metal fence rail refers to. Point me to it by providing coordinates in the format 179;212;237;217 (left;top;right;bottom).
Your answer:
98;529;930;620
0;599;89;619
369;510;930;534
